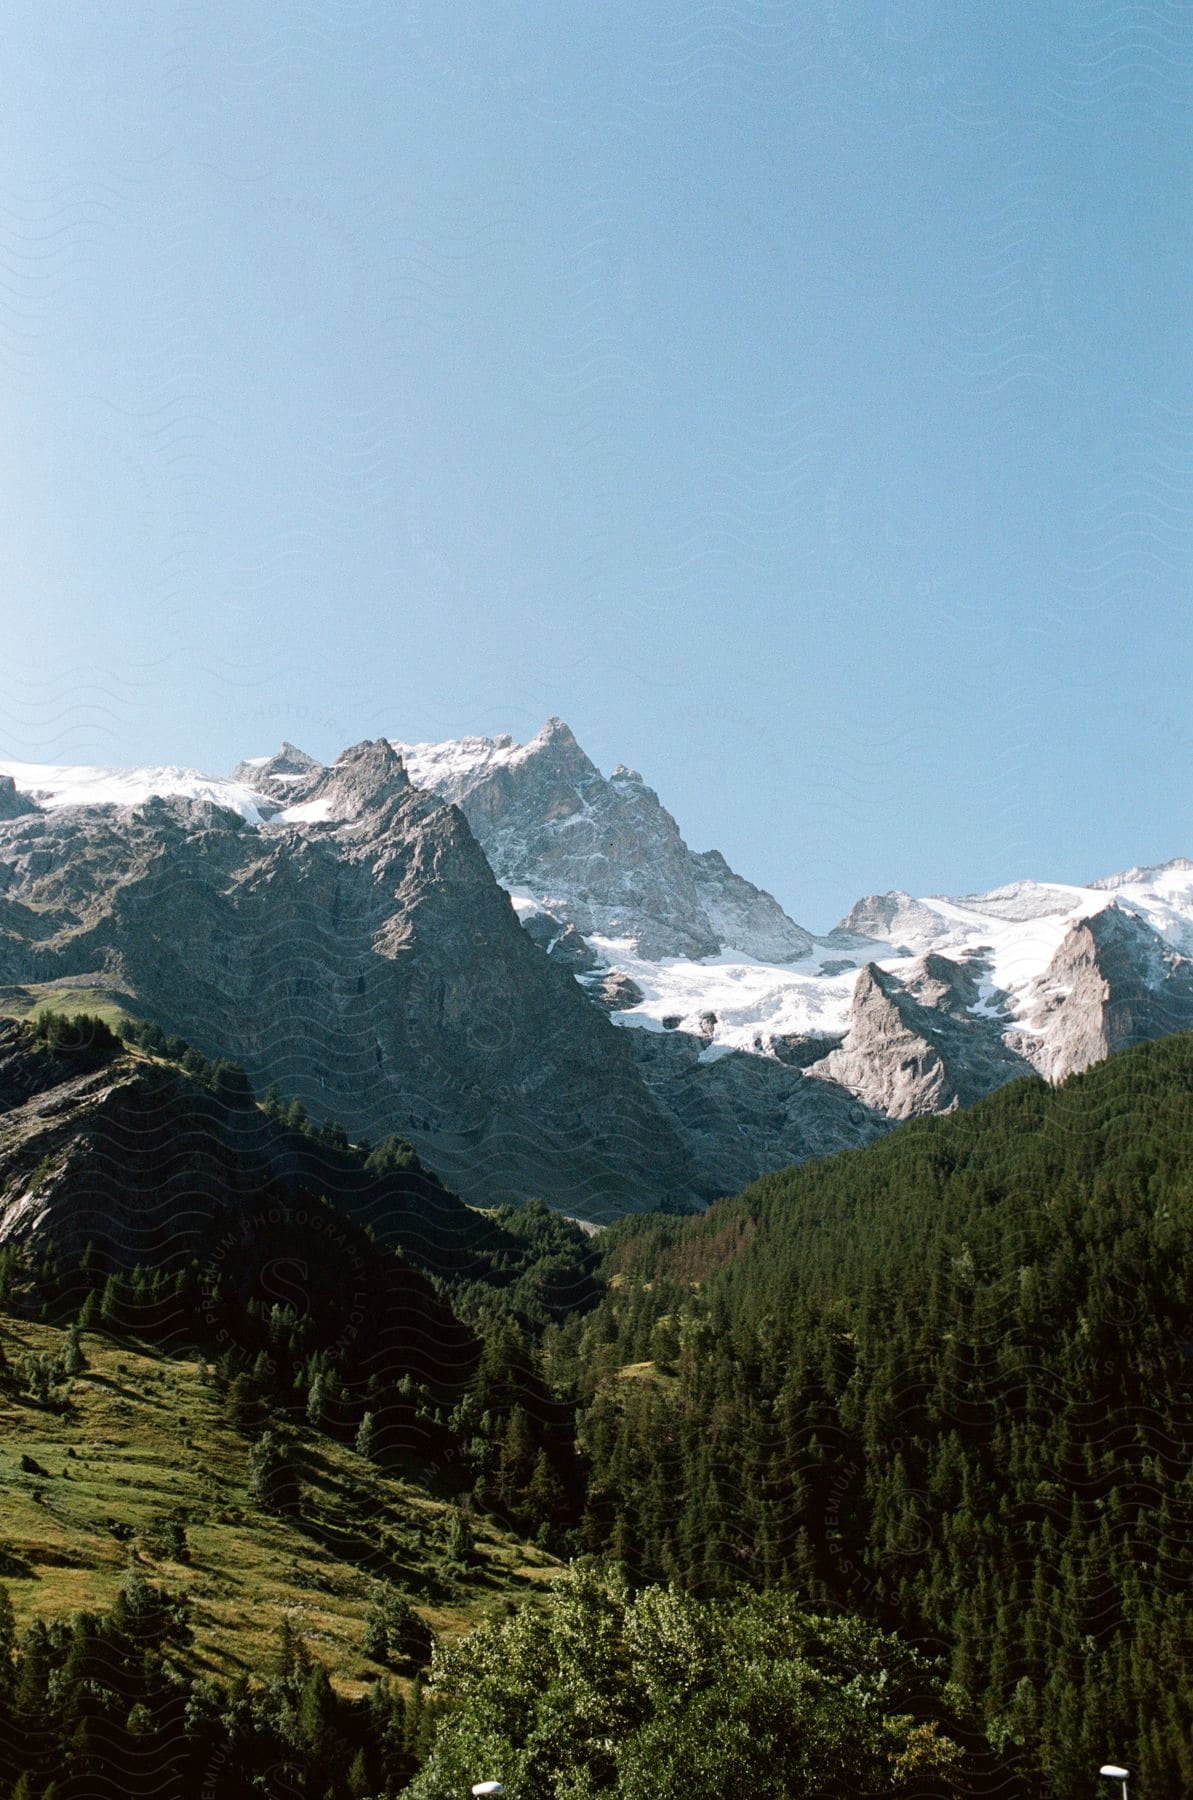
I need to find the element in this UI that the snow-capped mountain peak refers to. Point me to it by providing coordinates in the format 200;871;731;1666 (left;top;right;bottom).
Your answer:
391;719;813;964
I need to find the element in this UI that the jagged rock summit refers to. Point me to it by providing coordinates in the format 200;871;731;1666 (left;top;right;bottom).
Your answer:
273;737;412;823
811;958;1036;1120
392;719;815;963
231;740;321;793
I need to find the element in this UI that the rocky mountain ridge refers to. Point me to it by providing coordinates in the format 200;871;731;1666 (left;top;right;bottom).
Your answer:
392;719;814;963
0;742;711;1217
2;727;1191;1213
0;1016;555;1270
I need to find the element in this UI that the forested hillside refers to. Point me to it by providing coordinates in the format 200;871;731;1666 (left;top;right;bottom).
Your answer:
1;1013;1191;1794
559;1034;1193;1795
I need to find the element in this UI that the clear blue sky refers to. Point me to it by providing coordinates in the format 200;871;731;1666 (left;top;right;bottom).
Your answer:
1;4;1189;929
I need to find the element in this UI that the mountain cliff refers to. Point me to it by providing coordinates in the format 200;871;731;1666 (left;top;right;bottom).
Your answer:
0;743;703;1218
392;720;814;963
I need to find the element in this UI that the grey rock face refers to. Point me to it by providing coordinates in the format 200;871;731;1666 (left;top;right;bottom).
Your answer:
7;722;1191;1216
296;737;410;819
231;740;322;794
548;923;599;973
770;1032;846;1069
1019;903;1193;1081
831;890;951;951
395;719;813;962
0;742;702;1220
690;848;815;962
626;1027;888;1196
517;912;597;971
592;971;646;1012
811;958;1035;1119
0;776;38;821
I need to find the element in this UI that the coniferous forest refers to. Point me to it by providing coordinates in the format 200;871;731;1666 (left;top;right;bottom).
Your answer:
0;1014;1191;1795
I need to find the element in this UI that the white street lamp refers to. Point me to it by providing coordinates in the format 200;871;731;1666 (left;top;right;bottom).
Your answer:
1099;1766;1130;1800
471;1786;504;1797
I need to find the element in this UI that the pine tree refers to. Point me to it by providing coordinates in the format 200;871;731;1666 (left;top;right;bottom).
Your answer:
275;1615;313;1690
247;1430;300;1515
62;1323;85;1376
226;1372;262;1436
522;1449;566;1533
0;1585;14;1663
495;1405;536;1514
355;1410;377;1460
445;1502;474;1564
298;1664;334;1755
99;1273;123;1332
306;1371;329;1428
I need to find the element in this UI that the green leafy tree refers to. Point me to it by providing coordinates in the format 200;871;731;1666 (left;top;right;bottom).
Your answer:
409;1570;967;1800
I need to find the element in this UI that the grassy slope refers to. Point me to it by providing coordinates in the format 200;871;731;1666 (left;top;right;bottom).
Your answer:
0;983;140;1034
0;1317;561;1695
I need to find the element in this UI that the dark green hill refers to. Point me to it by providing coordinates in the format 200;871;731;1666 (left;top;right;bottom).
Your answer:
0;1012;600;1312
0;1006;596;1553
563;1036;1193;1797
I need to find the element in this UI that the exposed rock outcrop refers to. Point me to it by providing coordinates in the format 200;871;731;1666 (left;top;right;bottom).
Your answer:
811;957;1035;1119
231;740;321;792
627;1026;888;1196
0;776;38;821
395;720;814;962
592;971;646;1013
831;890;952;952
1020;903;1193;1081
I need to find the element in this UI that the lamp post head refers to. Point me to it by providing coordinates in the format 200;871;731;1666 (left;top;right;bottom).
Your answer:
1099;1769;1129;1784
471;1785;504;1797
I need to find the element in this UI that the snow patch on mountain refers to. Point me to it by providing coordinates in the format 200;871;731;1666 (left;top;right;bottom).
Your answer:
394;729;538;800
581;938;862;1051
275;795;337;824
0;760;273;825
